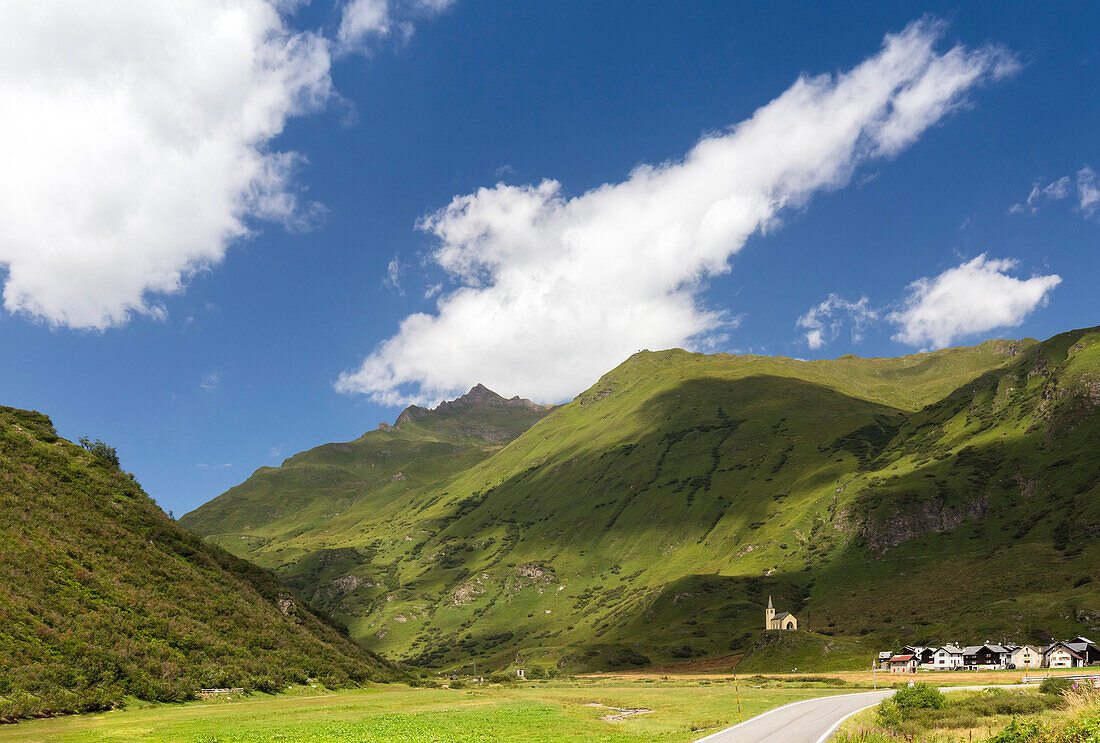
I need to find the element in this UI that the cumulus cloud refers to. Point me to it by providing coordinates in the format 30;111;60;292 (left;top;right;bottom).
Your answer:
888;255;1061;349
0;0;332;329
337;0;455;54
797;295;877;350
337;19;1016;406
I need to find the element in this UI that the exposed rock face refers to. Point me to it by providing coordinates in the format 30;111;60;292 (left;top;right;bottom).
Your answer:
333;575;362;594
860;495;989;552
395;405;430;426
390;384;548;429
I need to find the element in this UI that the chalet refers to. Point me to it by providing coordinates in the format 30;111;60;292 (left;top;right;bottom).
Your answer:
888;654;918;673
877;651;894;670
917;647;937;668
764;596;798;630
962;644;1009;669
1007;645;1044;669
1068;638;1100;665
1045;639;1100;668
1045;642;1085;668
931;645;964;669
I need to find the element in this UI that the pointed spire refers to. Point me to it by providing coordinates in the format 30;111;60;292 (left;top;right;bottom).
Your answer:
768;595;773;609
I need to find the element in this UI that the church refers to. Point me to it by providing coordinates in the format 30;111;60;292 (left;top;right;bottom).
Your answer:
765;596;798;630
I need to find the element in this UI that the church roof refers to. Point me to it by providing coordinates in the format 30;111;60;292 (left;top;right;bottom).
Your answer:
773;612;793;620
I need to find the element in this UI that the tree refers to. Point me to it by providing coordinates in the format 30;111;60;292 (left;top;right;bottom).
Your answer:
78;437;120;468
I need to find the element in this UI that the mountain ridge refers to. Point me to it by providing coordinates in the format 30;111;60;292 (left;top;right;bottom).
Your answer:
182;328;1099;673
0;406;398;722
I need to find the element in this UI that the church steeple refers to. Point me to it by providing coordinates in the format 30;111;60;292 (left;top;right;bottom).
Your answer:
765;595;776;629
768;595;773;609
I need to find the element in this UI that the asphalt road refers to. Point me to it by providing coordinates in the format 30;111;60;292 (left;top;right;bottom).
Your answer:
694;689;892;743
695;685;1029;743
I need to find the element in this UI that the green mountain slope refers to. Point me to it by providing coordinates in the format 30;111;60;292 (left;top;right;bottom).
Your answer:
183;330;1100;673
0;406;397;722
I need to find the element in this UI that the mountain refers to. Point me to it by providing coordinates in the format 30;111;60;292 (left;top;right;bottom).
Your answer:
182;329;1100;673
0;406;397;722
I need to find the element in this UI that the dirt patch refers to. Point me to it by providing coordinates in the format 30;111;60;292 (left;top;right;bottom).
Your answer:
584;703;654;722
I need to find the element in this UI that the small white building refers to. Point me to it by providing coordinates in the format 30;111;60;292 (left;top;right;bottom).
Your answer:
1046;643;1086;668
932;645;964;669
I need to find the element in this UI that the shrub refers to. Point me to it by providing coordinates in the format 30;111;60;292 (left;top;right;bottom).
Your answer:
1041;677;1075;696
893;683;945;710
78;436;120;468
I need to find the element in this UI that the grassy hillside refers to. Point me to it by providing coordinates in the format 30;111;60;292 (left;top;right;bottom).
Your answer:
183;330;1100;674
0;406;398;722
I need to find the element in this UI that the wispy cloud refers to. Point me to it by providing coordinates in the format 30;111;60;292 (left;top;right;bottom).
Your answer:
888;254;1060;349
196;462;233;469
1010;166;1100;218
383;254;404;295
200;372;222;392
1078;166;1100;217
337;0;455;55
0;1;332;330
797;295;877;350
1009;176;1072;214
337;19;1017;405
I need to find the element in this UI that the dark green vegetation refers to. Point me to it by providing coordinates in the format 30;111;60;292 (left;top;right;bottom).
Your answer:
183;327;1100;674
840;686;1078;743
0;407;398;722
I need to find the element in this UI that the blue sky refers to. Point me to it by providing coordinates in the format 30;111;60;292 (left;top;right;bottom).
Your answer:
1;1;1096;517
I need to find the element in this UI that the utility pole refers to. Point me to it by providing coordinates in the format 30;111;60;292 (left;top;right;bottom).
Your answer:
733;666;742;724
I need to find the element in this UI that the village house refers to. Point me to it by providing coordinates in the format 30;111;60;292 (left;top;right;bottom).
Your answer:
931;645;964;669
1008;645;1044;669
764;596;798;630
916;647;937;668
1045;642;1086;668
888;654;918;673
962;644;1009;669
1044;639;1098;668
877;651;894;670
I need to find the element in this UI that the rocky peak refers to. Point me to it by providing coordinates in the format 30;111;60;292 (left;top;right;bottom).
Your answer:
389;384;545;428
394;405;430;427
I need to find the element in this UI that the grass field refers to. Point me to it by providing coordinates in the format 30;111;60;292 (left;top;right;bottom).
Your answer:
0;679;857;743
588;668;1090;687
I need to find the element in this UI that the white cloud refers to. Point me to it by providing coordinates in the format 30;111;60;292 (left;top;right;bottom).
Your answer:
797;295;877;349
337;19;1015;406
337;0;391;50
200;372;223;392
888;254;1061;349
0;0;332;329
337;0;455;55
1009;175;1072;214
1078;166;1100;217
383;254;404;295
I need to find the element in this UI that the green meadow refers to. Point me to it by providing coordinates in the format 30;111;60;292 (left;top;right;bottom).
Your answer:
0;679;852;743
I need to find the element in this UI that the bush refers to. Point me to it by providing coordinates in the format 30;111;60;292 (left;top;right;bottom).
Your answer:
1041;677;1075;696
78;436;120;468
893;683;945;710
